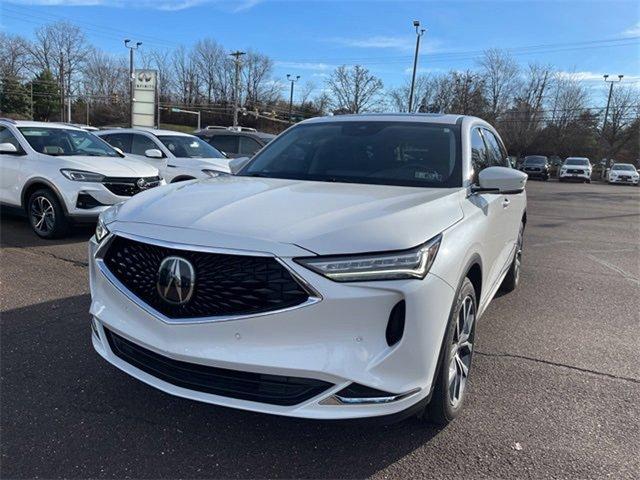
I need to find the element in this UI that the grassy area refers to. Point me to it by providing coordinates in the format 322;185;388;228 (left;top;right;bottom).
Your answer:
159;123;198;133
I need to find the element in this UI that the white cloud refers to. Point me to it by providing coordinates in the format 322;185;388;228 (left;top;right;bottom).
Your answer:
275;61;333;71
557;71;640;82
328;35;441;54
622;21;640;37
5;0;262;12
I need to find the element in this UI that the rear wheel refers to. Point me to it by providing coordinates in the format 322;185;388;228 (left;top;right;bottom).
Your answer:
501;221;524;293
27;189;69;239
423;278;477;425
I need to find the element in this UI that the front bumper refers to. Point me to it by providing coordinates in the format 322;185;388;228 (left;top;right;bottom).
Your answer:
609;176;639;185
88;235;455;419
559;171;591;180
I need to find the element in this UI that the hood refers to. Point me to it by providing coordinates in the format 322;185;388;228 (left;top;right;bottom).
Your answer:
173;157;231;173
57;154;159;177
114;176;463;255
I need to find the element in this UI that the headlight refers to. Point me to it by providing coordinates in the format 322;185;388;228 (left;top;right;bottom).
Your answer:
201;169;226;178
295;234;442;282
60;169;105;182
95;216;109;242
95;202;123;242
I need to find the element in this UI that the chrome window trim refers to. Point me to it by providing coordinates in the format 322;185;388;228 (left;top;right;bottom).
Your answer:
94;232;322;325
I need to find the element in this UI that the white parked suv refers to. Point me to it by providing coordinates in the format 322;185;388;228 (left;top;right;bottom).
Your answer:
559;157;592;183
0;120;162;238
97;128;230;183
607;163;639;185
89;114;527;423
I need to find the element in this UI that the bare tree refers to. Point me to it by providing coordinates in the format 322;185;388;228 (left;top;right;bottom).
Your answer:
478;48;519;122
603;85;640;158
0;33;32;79
389;75;433;112
243;51;281;107
297;80;317;106
172;45;200;105
450;70;486;116
28;21;88;101
326;65;383;114
192;38;226;104
140;49;173;103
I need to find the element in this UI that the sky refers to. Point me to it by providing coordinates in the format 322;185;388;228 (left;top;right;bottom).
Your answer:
1;0;639;104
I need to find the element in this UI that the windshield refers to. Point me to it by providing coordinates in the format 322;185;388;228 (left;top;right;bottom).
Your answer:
524;156;547;165
157;135;224;158
241;121;461;188
565;158;590;166
612;164;636;171
19;127;119;157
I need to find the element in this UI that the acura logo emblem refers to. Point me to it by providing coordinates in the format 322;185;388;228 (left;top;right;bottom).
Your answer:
157;256;195;305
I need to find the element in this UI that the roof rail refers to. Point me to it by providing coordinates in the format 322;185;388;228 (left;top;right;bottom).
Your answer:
0;117;17;124
204;125;228;130
227;126;257;133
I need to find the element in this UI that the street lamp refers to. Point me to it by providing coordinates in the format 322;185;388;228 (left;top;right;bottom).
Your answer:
124;39;142;127
408;20;426;113
601;74;624;170
287;74;300;122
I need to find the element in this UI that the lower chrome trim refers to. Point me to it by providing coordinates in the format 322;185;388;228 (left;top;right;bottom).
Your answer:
319;387;421;405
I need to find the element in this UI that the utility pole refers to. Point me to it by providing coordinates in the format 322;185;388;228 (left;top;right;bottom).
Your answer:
602;74;624;171
59;54;65;122
30;83;34;120
230;51;246;127
408;20;426;113
286;74;300;123
124;39;142;127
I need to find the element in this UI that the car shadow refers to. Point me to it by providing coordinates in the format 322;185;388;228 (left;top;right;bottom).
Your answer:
1;295;445;479
0;210;94;248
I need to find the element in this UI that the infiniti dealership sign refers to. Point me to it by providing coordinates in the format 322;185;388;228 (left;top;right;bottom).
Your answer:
133;69;157;128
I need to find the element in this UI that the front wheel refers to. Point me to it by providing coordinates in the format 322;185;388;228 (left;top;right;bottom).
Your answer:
423;277;477;425
27;189;69;239
500;221;524;293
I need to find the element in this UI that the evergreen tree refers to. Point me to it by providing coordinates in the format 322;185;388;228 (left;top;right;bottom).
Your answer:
30;70;60;121
0;75;30;118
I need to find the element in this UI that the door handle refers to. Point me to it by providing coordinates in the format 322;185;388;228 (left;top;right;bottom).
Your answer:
502;198;510;208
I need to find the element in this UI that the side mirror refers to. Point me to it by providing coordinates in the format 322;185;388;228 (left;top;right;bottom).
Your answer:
473;166;527;194
228;156;251;175
112;147;125;156
0;142;18;154
145;149;163;159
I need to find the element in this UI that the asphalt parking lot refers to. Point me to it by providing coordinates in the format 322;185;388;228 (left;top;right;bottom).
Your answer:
1;179;639;479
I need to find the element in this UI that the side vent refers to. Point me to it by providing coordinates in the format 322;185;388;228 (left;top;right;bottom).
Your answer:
385;300;406;347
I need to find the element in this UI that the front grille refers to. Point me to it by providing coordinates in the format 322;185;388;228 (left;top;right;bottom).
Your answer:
104;328;332;406
102;236;310;319
103;176;161;197
525;167;541;172
567;169;585;174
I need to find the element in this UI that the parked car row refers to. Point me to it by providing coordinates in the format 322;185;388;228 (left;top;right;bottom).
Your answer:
0;119;278;238
519;154;638;186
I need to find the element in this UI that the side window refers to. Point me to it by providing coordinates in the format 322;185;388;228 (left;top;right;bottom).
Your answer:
482;129;509;167
0;127;24;154
210;135;239;154
102;133;132;153
239;136;262;155
132;134;160;156
470;128;489;178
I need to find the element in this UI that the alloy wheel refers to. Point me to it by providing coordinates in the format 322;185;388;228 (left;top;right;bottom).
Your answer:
514;225;523;284
448;295;475;408
30;196;55;235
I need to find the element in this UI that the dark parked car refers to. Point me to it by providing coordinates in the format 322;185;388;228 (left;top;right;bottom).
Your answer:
520;155;550;181
196;127;276;158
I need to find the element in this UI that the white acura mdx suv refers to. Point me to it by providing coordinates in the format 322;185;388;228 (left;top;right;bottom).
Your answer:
89;114;527;423
96;128;230;182
0;120;161;238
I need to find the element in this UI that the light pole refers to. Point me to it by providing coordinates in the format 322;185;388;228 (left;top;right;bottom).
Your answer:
408;20;426;113
602;74;623;171
287;74;300;122
230;51;246;127
124;39;142;127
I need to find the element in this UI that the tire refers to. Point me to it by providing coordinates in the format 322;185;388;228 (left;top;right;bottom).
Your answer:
423;277;477;425
542;175;549;181
559;178;565;183
586;179;591;184
27;189;69;239
500;221;524;293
